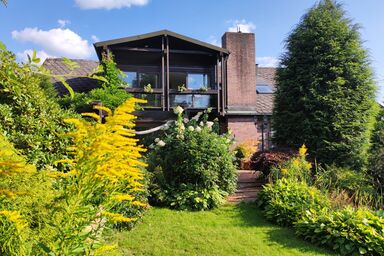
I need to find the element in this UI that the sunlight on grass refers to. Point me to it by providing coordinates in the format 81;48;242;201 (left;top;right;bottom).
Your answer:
106;203;334;256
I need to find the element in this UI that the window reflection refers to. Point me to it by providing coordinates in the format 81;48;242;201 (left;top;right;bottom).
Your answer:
122;72;137;88
139;73;160;89
170;94;216;108
170;72;186;90
187;74;209;90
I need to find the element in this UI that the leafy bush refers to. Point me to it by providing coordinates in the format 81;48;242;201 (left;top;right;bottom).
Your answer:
0;47;74;169
315;165;376;207
250;149;295;179
268;145;313;184
234;140;258;166
59;52;131;112
257;178;330;226
368;107;384;208
148;107;237;210
0;99;147;255
295;208;384;256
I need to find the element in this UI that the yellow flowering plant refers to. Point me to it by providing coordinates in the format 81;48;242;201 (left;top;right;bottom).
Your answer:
36;98;148;254
270;145;313;184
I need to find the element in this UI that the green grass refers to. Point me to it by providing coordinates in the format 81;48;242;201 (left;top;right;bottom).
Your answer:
106;203;335;256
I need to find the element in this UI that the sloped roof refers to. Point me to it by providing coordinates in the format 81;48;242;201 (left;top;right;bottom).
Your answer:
256;67;277;115
94;29;229;59
42;58;100;94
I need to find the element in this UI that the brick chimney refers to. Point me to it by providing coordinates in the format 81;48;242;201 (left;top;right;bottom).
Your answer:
222;32;257;112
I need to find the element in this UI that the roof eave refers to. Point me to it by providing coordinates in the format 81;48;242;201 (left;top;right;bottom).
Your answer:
93;29;229;56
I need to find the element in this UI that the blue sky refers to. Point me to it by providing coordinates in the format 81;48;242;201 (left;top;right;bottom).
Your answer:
1;0;383;100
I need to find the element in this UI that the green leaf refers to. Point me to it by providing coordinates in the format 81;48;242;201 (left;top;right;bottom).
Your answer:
359;247;367;254
0;41;6;51
62;57;80;70
58;77;75;99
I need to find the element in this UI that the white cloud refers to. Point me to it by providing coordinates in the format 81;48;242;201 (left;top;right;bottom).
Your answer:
58;19;70;28
228;19;255;33
74;0;149;9
16;49;55;65
257;56;280;67
12;27;93;59
207;35;220;47
91;35;100;42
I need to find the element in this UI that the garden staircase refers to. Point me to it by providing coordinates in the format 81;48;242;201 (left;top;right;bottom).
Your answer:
227;170;263;203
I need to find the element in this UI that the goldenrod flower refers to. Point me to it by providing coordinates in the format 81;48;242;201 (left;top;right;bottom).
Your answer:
299;144;307;156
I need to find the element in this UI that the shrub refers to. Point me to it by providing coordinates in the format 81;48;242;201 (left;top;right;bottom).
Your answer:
148;107;237;210
315;165;376;207
234;140;258;166
368;107;384;207
0;47;74;169
268;145;313;184
295;207;384;256
250;149;295;179
257;178;330;226
59;52;131;112
0;98;147;255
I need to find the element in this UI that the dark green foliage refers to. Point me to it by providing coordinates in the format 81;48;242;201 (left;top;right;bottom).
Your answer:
148;111;237;210
315;165;377;207
250;150;295;180
368;107;384;205
0;48;73;168
295;208;384;256
59;53;131;112
272;0;377;170
257;178;330;226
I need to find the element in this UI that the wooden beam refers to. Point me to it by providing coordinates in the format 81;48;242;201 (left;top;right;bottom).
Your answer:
161;37;165;111
111;46;214;55
112;47;162;53
166;36;170;111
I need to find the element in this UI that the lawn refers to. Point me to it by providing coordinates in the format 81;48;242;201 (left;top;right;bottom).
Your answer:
106;203;335;256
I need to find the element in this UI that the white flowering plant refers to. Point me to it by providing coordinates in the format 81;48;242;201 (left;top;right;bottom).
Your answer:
147;106;237;210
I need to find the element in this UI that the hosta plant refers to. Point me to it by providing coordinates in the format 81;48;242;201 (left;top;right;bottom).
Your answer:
295;207;384;256
257;178;330;226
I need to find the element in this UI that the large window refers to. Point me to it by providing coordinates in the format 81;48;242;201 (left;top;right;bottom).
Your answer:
169;72;210;90
170;94;216;108
187;74;209;90
123;71;138;88
139;73;160;89
122;71;160;89
169;72;186;90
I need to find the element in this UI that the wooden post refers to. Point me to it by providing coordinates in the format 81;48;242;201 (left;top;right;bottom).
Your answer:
166;36;170;111
161;36;166;111
216;55;220;113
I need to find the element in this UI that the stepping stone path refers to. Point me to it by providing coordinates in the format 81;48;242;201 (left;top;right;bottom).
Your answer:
227;170;264;203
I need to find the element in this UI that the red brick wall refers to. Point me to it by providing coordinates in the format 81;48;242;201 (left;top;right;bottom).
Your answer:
222;32;257;110
226;116;270;150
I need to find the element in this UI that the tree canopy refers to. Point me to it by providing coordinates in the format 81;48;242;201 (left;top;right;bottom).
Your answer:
272;0;377;170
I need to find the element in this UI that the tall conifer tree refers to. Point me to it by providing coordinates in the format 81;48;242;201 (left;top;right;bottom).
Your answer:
272;0;377;170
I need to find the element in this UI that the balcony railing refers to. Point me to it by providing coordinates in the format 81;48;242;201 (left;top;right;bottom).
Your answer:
126;88;218;110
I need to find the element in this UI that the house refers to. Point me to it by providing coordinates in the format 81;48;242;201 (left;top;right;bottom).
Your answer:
43;30;276;150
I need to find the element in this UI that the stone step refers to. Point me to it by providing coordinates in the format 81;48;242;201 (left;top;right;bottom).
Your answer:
227;170;264;203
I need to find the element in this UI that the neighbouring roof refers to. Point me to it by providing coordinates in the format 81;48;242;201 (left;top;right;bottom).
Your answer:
255;67;277;115
94;29;229;60
42;58;100;94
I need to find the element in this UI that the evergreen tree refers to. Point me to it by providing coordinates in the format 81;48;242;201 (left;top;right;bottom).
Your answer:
368;107;384;197
272;0;377;170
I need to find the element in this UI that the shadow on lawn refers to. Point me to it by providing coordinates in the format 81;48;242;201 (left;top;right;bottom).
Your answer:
235;202;335;255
